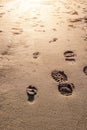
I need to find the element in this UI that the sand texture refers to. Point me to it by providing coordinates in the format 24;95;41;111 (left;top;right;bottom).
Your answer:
0;0;87;130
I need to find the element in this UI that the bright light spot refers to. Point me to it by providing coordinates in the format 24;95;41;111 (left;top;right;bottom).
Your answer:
5;0;45;16
31;0;43;2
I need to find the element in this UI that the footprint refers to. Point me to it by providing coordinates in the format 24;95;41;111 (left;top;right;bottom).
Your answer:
40;25;44;27
0;5;4;7
71;11;78;15
68;24;76;28
32;17;37;19
0;30;3;33
49;38;58;43
58;82;75;96
64;50;76;61
33;52;40;59
83;17;87;23
83;66;87;75
26;85;38;102
69;18;82;23
51;70;68;82
1;50;10;55
82;34;87;41
11;28;23;35
52;28;57;31
34;29;45;32
0;12;5;18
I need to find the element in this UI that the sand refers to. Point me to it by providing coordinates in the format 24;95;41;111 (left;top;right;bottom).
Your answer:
0;0;87;129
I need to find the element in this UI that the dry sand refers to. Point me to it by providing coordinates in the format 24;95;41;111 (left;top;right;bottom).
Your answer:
0;0;87;129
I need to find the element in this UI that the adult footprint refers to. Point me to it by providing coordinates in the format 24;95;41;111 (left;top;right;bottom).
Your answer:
64;50;76;61
83;66;87;75
33;52;40;59
58;82;75;96
26;85;38;102
51;70;68;82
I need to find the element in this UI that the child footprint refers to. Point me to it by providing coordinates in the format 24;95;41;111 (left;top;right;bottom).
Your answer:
26;85;38;102
33;52;40;59
51;70;68;83
64;50;76;61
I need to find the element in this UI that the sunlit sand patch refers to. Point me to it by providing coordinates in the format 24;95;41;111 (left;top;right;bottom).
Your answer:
5;0;45;16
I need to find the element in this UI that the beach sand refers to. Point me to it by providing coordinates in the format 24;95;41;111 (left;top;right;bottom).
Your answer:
0;0;87;129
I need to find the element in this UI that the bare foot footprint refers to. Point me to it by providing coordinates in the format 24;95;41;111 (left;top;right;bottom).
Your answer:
83;66;87;75
49;38;58;43
58;82;75;96
11;28;23;35
33;52;40;59
64;50;76;61
26;85;38;102
51;70;68;82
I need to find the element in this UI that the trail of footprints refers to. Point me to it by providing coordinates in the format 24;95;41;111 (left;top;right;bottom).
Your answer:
26;50;86;102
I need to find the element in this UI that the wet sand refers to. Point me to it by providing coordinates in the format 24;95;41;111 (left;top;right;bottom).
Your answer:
0;0;87;130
